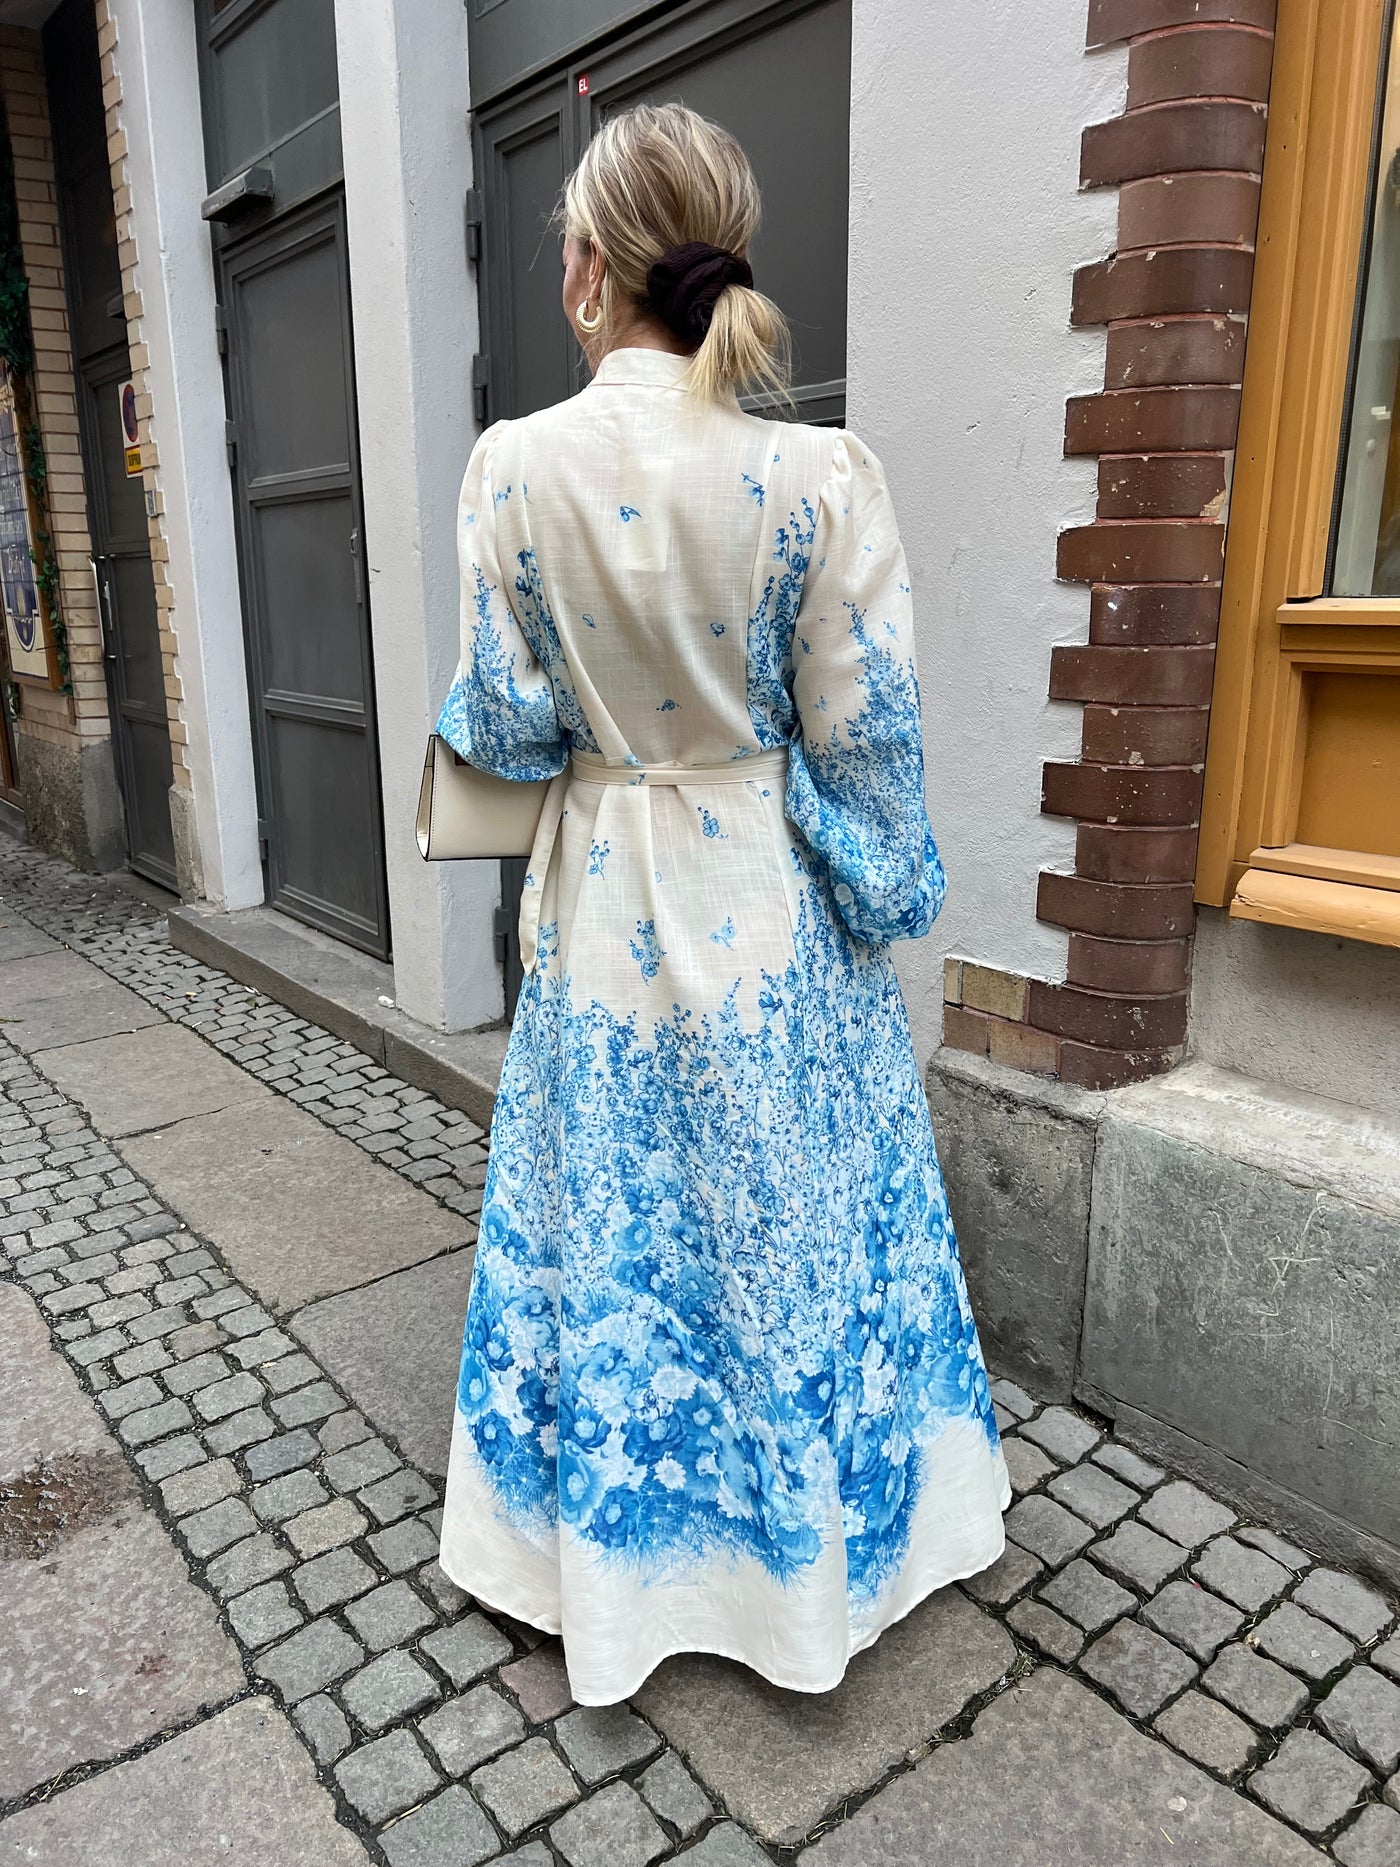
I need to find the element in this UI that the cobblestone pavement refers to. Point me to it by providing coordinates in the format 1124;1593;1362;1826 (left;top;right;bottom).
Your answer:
0;837;1396;1866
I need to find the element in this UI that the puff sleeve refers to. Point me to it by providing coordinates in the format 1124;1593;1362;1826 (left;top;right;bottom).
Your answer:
434;423;568;783
784;432;946;942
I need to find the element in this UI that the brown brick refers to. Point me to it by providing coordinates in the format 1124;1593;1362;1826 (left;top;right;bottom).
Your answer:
1089;583;1222;645
1029;980;1189;1049
1057;521;1224;585
1088;1;1276;53
1098;452;1227;519
1076;824;1202;883
1038;871;1197;938
1068;933;1192;995
1073;247;1256;326
943;1005;992;1057
1066;386;1242;453
1058;1040;1182;1090
1049;644;1216;705
988;1018;1061;1077
1042;761;1204;825
943;956;964;1004
1082;100;1266;189
1081;703;1210;766
1119;173;1262;251
1128;26;1274;109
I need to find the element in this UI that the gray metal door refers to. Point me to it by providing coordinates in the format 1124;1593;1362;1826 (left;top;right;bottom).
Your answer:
80;352;177;888
196;0;389;957
47;0;176;886
472;0;851;1008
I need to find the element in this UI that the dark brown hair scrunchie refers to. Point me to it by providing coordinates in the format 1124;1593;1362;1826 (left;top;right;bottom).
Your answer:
646;241;754;344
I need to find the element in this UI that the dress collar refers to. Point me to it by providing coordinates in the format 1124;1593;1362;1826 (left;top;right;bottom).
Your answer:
589;347;694;388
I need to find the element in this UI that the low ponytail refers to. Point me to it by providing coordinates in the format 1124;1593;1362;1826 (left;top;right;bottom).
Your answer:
561;102;793;406
686;281;791;406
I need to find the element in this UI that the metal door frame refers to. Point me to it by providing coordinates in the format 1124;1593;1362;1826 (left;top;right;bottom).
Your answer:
218;187;391;956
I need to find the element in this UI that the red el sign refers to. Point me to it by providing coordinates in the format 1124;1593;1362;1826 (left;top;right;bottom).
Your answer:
577;73;590;95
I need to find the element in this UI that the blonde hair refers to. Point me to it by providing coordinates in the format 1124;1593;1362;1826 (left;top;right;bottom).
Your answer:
562;102;791;405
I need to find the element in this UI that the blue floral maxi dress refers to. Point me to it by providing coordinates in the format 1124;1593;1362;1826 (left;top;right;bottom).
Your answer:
435;348;1009;1703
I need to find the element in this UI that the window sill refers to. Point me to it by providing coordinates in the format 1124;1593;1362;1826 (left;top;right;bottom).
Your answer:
1231;864;1400;948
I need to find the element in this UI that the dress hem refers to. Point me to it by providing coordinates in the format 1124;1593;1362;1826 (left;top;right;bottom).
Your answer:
438;1470;1012;1707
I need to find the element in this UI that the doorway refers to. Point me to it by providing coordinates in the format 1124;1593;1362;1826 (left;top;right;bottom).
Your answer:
195;0;389;958
46;0;176;887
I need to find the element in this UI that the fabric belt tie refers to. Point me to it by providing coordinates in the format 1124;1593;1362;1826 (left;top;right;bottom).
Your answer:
519;746;790;975
570;747;789;787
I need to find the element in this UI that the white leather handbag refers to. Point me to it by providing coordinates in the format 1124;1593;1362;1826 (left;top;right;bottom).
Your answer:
415;735;551;860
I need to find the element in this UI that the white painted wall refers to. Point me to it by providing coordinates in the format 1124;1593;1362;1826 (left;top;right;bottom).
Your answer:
847;0;1125;1067
110;0;262;911
1189;912;1400;1117
335;0;501;1031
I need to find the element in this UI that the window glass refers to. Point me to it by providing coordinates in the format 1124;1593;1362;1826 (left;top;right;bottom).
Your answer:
1333;6;1400;594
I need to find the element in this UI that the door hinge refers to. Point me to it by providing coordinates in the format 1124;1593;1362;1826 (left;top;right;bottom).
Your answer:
349;525;364;605
464;188;484;264
493;903;511;965
225;419;238;468
256;819;270;865
214;303;228;357
472;353;489;427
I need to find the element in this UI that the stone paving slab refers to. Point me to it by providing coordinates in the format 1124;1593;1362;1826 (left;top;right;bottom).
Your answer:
0;1282;113;1474
5;979;165;1054
0;913;56;962
0;948;107;1012
291;1250;474;1476
34;1022;271;1139
0;1696;372;1863
0;1285;243;1800
803;1668;1325;1867
635;1588;1015;1845
119;1095;469;1311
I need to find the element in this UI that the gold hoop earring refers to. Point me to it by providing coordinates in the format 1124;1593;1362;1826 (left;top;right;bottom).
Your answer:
575;298;603;334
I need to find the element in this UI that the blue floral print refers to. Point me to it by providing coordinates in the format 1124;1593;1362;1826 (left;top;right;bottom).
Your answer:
511;548;601;754
746;501;815;749
458;867;999;1598
629;919;665;982
435;567;567;783
698;807;726;839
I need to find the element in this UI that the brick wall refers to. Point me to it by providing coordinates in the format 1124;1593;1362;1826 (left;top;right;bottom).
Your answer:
98;0;189;794
942;0;1276;1091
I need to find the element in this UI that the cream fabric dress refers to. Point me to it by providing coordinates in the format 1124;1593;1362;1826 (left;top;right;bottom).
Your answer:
435;347;1009;1704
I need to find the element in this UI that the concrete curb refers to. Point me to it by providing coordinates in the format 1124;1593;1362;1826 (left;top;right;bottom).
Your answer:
167;903;505;1131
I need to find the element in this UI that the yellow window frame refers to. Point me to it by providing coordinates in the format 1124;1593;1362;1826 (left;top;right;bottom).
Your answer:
1197;0;1400;948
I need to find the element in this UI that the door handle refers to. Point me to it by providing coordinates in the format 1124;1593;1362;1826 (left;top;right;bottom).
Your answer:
91;557;117;661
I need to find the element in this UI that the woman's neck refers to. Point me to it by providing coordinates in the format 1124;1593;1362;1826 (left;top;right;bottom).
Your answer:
588;312;692;370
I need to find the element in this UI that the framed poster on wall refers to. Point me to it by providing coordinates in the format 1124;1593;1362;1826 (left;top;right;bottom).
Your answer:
0;361;56;684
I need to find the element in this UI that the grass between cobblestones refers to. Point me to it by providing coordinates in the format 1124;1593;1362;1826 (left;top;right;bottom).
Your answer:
0;840;1397;1864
